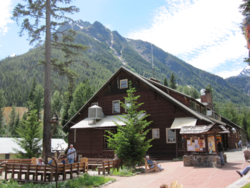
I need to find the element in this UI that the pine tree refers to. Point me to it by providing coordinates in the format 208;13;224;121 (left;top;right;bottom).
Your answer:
13;110;42;158
12;0;88;158
28;77;37;102
8;106;17;136
0;90;6;135
163;77;168;87
170;73;177;89
68;80;93;117
106;81;152;168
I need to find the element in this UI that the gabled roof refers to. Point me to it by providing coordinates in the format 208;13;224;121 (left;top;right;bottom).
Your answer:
0;138;67;154
63;66;212;130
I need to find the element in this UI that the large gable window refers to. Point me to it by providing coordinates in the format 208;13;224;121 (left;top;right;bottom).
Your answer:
112;100;120;113
166;128;176;143
120;79;128;89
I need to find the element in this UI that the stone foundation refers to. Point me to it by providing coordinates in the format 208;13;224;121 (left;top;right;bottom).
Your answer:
183;154;227;168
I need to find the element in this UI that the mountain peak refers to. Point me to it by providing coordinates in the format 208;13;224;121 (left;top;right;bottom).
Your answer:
238;65;250;77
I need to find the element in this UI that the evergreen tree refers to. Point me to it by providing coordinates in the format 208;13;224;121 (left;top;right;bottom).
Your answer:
68;80;93;117
170;73;177;90
51;91;63;116
163;77;168;87
28;77;37;102
33;84;44;118
106;82;152;168
14;110;42;158
8;106;17;136
61;85;74;127
0;90;6;135
242;115;248;131
12;0;88;158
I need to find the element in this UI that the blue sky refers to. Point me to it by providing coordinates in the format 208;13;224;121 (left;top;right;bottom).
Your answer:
0;0;248;78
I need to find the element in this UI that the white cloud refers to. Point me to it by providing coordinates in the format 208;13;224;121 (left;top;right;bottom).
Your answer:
128;0;248;76
217;68;243;79
0;0;12;35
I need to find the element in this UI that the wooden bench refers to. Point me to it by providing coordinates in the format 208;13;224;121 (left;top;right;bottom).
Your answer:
97;159;121;175
144;158;159;173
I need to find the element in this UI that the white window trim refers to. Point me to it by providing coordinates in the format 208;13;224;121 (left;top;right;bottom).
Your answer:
112;100;120;114
166;128;176;143
152;128;160;139
91;102;98;106
120;79;128;89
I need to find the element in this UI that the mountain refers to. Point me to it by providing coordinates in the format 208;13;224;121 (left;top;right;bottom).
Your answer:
238;65;250;77
225;65;250;95
0;20;250;106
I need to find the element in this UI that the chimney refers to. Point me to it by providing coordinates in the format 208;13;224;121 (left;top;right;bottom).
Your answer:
200;89;213;109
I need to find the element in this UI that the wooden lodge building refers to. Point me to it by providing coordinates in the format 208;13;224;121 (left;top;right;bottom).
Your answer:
63;67;247;160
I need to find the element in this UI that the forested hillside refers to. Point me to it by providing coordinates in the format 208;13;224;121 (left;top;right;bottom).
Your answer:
0;19;250;107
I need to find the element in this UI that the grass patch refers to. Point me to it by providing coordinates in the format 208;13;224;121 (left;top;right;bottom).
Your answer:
242;182;250;188
110;166;134;176
0;174;115;188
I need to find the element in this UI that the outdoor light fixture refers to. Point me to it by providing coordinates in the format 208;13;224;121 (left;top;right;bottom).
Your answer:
232;128;236;134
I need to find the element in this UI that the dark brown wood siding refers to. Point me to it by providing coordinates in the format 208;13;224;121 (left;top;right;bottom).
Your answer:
67;70;209;160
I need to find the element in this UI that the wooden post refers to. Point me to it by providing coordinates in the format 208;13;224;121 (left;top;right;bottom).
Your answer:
205;134;208;153
176;129;179;157
26;165;30;181
214;132;218;155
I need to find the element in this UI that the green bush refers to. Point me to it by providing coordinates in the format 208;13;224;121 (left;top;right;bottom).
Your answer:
0;174;114;188
110;166;134;176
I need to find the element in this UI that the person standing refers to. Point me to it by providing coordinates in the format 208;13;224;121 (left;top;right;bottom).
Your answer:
217;139;225;166
67;144;76;164
239;140;242;151
247;140;249;149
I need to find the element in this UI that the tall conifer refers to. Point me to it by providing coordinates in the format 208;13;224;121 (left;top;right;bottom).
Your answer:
170;73;177;89
12;0;88;158
163;77;168;86
106;82;152;167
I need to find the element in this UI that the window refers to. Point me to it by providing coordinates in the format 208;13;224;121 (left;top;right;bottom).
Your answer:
91;102;98;106
201;106;206;115
125;100;132;112
120;79;128;89
152;128;160;139
190;101;196;110
166;128;176;143
112;100;120;113
5;154;10;159
196;104;200;112
104;129;117;150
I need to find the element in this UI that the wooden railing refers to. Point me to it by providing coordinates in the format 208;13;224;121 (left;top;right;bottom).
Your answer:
0;159;33;176
3;162;85;183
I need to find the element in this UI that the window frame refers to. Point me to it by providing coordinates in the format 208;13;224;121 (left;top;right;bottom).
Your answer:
166;128;176;143
152;128;160;139
120;79;128;89
112;100;120;114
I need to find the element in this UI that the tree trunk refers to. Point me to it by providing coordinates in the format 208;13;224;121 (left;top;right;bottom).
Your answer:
43;0;51;161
